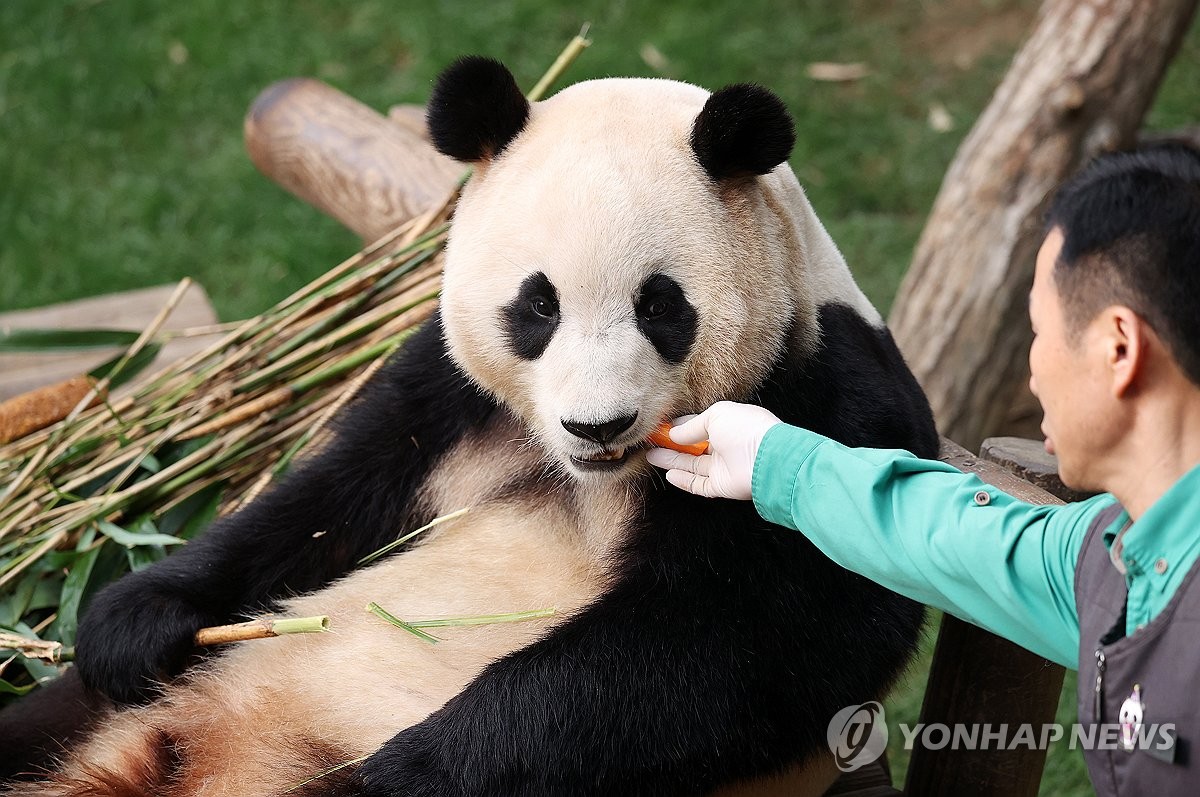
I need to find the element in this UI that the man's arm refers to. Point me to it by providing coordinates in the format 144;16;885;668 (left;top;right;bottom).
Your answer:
648;402;1111;670
753;423;1105;669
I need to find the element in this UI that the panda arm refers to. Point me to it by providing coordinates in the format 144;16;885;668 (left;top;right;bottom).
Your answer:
74;314;497;704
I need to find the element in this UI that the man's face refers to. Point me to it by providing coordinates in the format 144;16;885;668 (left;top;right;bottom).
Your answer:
1028;227;1115;489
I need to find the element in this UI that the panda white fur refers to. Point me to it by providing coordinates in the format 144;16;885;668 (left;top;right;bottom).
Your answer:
0;57;938;796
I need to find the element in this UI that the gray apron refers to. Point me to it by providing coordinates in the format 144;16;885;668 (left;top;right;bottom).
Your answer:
1074;502;1197;794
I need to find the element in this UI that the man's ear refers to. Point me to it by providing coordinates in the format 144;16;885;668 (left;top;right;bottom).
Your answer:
1108;306;1145;398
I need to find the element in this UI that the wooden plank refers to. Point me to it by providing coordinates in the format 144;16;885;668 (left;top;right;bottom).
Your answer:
980;436;1097;503
0;284;220;402
903;438;1068;797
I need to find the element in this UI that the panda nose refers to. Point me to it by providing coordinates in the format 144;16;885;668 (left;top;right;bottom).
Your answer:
561;412;638;445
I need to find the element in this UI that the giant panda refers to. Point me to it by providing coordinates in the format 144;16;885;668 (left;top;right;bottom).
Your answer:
0;57;938;796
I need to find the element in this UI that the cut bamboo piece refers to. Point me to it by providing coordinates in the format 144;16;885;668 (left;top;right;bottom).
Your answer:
193;615;331;646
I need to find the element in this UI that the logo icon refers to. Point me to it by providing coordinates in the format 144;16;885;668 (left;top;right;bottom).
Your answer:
1119;684;1144;752
827;702;888;772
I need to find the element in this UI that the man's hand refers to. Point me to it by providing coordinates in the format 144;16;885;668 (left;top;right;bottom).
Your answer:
645;401;782;500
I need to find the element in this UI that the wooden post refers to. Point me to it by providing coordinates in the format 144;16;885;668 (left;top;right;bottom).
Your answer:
888;0;1198;451
243;79;461;242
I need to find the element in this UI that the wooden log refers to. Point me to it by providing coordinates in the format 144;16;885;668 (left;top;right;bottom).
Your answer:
387;104;431;141
904;438;1073;797
244;79;461;242
888;0;1199;451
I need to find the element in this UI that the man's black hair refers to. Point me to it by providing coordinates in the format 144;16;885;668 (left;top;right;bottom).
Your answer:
1046;142;1200;386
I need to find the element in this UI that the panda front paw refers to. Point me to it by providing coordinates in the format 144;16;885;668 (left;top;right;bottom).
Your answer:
73;575;215;705
355;722;468;797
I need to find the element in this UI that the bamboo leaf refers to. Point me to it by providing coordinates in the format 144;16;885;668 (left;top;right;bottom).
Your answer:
54;545;99;647
407;608;557;628
366;602;441;644
126;545;166;572
26;575;62;613
0;328;140;352
96;520;185;549
87;342;163;389
20;654;59;683
0;679;34;696
0;571;40;627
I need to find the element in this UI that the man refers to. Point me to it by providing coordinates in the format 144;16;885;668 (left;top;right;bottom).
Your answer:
646;143;1200;794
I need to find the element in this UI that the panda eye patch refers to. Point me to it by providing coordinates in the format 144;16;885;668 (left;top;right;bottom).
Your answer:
502;271;560;360
636;273;697;364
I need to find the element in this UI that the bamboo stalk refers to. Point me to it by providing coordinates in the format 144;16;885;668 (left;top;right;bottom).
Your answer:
193;615;330;646
284;755;371;793
179;386;295;441
0;632;65;664
0;418;270;586
234;274;440;394
239;342;397;509
357;507;469;566
527;26;592;101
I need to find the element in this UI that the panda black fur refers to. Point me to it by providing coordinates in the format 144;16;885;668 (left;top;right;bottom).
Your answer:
0;57;938;796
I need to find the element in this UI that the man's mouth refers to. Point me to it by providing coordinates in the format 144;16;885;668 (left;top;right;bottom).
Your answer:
1041;426;1055;455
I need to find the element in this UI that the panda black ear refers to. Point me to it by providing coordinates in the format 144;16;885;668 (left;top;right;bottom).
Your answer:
690;84;795;180
426;56;530;162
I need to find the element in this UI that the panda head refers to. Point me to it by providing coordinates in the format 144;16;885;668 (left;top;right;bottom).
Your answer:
430;57;814;482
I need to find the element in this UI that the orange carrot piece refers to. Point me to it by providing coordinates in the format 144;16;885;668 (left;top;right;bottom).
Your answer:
648;421;709;456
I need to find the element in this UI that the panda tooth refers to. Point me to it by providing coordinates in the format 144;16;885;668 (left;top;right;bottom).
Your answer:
585;447;626;462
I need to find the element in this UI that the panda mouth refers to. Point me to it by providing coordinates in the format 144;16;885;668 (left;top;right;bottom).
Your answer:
570;447;629;470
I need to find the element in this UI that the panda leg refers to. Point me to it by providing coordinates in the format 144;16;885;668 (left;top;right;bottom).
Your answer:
0;668;110;783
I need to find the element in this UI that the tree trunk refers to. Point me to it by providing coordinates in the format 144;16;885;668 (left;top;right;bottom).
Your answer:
888;0;1198;451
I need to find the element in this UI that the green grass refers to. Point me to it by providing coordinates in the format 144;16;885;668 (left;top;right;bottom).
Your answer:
1;1;1195;319
1;2;1197;794
0;0;1009;318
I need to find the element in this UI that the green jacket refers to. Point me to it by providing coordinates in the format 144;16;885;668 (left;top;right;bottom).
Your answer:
750;424;1200;669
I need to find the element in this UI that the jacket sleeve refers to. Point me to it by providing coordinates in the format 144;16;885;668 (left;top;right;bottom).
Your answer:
751;423;1111;669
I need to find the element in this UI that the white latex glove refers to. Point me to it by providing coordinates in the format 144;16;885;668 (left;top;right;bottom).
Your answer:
645;401;783;500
